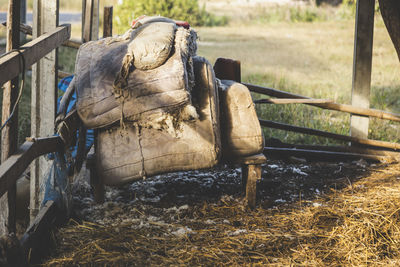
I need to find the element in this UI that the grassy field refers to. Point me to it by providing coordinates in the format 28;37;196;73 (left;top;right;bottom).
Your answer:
1;1;399;146
197;15;400;145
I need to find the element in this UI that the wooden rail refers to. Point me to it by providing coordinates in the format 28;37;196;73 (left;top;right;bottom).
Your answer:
0;24;71;85
0;137;63;199
254;98;333;104
259;119;400;150
2;22;83;49
246;83;400;123
263;147;390;162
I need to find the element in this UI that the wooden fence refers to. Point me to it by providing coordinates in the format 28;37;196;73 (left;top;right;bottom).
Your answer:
0;0;112;262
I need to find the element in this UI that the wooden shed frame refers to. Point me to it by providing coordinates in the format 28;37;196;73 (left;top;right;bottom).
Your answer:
0;0;398;263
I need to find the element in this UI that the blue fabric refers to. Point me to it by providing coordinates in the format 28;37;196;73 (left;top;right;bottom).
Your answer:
58;75;94;154
42;75;94;210
42;152;70;213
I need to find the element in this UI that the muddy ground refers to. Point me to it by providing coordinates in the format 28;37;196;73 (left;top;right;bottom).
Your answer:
71;158;372;221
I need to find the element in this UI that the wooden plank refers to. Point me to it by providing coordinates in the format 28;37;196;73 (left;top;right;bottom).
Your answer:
1;22;33;35
0;0;20;236
91;0;99;40
254;98;333;104
264;139;400;159
63;39;82;49
350;0;375;139
103;6;113;38
213;58;241;82
2;22;82;49
0;137;63;199
245;83;400;123
259;119;400;150
20;200;58;264
264;147;389;162
83;0;93;42
81;0;86;41
20;0;27;42
0;25;70;86
87;151;104;204
30;0;60;221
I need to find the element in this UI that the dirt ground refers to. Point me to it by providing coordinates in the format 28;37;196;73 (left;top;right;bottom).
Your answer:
41;156;400;266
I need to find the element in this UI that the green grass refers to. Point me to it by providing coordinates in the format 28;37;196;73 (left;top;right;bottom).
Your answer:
197;14;400;145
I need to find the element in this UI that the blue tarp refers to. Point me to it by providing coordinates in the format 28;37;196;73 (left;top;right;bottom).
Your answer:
42;75;93;211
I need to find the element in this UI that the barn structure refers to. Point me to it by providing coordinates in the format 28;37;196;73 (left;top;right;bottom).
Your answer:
0;0;399;264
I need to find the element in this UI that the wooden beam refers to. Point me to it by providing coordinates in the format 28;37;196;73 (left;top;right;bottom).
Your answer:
1;21;33;35
20;0;27;42
263;147;389;162
103;6;113;38
244;164;261;209
259;119;400;150
0;25;71;86
1;22;82;49
91;0;99;40
83;0;94;42
30;0;60;221
350;0;375;139
20;200;58;264
245;83;400;123
0;137;63;199
254;98;333;104
63;39;82;49
264;139;400;158
0;0;20;236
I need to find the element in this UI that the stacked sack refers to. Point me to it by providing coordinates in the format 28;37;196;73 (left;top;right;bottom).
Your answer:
73;16;221;185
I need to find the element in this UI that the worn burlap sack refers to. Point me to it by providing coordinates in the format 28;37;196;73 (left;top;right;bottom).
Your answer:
129;22;176;70
219;80;264;158
96;57;221;185
74;25;196;129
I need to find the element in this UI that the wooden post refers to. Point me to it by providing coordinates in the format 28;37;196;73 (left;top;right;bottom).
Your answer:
20;0;27;42
350;0;375;139
92;0;99;40
213;58;241;82
0;0;20;236
81;0;86;42
245;165;261;209
103;6;113;38
82;0;99;42
30;0;59;221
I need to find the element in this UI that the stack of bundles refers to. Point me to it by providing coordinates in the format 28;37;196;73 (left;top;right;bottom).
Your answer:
73;16;221;185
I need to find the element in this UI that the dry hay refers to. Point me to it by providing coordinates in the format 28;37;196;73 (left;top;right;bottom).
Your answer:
43;162;400;266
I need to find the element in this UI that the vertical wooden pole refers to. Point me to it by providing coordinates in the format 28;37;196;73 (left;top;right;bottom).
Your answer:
245;165;261;209
0;0;20;236
103;6;113;38
20;0;27;42
92;0;99;40
81;0;86;42
82;0;98;42
30;0;59;221
350;0;375;140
